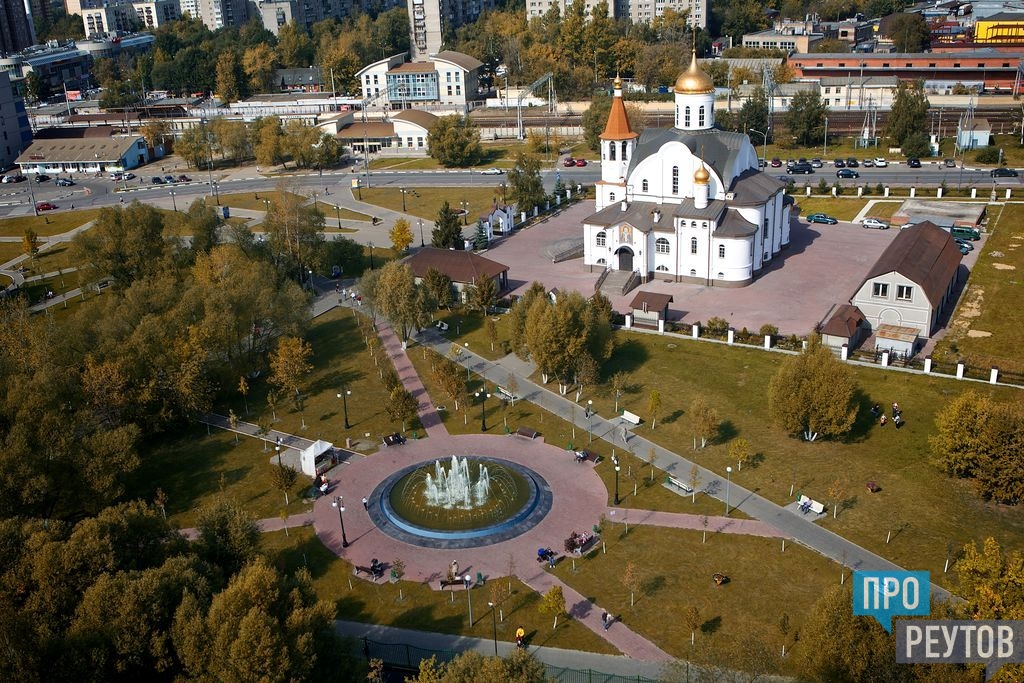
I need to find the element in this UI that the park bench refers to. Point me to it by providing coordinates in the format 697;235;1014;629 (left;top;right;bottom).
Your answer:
383;433;405;447
573;449;600;464
797;495;826;515
439;579;463;589
516;427;539;439
496;386;518;402
435;320;449;332
621;410;642;426
665;475;694;494
354;562;385;581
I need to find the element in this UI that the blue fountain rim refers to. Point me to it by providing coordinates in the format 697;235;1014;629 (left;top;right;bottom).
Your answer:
368;456;553;550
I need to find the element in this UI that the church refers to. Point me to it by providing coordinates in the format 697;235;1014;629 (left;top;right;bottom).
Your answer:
582;53;793;287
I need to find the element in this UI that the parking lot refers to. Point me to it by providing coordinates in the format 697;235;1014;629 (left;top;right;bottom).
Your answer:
487;201;979;337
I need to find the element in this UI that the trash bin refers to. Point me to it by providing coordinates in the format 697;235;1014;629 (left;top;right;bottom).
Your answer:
222;206;230;219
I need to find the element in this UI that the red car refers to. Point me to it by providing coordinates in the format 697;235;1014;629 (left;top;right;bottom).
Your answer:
575;159;587;167
562;157;576;167
178;174;192;182
35;202;57;211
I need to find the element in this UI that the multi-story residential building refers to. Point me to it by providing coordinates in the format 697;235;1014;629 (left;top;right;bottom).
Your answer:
742;19;824;53
253;0;402;37
0;70;32;170
356;50;482;113
196;0;249;30
525;0;705;28
410;0;498;60
0;0;35;55
81;0;179;35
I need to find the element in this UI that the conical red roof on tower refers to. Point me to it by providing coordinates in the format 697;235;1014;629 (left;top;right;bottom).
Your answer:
600;75;639;141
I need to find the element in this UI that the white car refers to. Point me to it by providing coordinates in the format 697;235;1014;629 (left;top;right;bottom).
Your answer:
480;167;504;175
874;158;888;167
862;217;890;230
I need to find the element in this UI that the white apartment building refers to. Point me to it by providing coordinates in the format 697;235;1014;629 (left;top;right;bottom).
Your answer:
356;50;483;113
409;0;498;60
525;0;706;28
81;0;179;36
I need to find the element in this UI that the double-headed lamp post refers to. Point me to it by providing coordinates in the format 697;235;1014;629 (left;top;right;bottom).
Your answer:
275;436;282;466
487;601;498;655
400;186;408;212
460;200;469;225
725;466;733;516
612;454;620;506
169;188;177;211
332;495;349;547
749;128;768;168
337;389;351;429
465;574;474;624
476;390;491;431
418;218;424;247
587;400;594;443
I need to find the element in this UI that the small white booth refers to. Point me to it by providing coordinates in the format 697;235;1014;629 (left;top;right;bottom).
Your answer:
300;440;336;477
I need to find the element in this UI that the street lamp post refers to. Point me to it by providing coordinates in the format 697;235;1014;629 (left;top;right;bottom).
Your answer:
335;203;341;229
332;495;349;547
749;128;768;167
463;342;470;380
275;436;282;466
418;218;424;247
169;189;177;211
612;454;620;505
337;389;351;429
466;575;474;624
725;466;733;516
476;391;490;431
487;601;498;655
823;117;829;157
461;200;469;225
400;187;407;212
367;241;374;270
587;400;593;443
499;182;506;204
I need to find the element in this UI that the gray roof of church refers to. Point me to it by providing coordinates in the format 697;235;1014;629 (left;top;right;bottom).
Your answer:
729;169;787;205
629;127;750;187
715;210;758;237
584;199;726;233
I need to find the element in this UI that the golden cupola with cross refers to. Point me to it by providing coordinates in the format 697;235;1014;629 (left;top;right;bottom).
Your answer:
674;50;716;131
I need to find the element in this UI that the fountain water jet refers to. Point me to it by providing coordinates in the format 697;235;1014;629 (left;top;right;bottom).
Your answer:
423;456;491;509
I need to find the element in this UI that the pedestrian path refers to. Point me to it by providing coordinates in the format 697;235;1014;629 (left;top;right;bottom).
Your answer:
612;508;786;538
372;316;448;438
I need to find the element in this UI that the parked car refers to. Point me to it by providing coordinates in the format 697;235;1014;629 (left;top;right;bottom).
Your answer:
151;176;165;184
874;158;888;167
35;201;57;211
575;159;587;167
862;217;890;230
110;172;123;180
957;243;972;255
991;167;1019;177
944;158;957;168
1;174;24;183
907;158;922;168
846;158;859;167
862;159;875;168
177;174;192;182
480;167;504;175
563;157;576;167
950;226;981;241
833;158;846;168
787;162;814;175
954;237;974;251
54;178;74;186
810;158;823;168
836;168;860;179
758;158;767;168
806;212;838;224
34;174;50;183
123;172;136;180
770;157;783;168
163;175;176;183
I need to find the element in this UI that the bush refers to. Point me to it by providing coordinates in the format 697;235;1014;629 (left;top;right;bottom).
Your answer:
816;179;829;194
862;184;872;196
833;183;843;196
759;324;779;338
974;147;1001;164
875;182;885;195
705;316;729;337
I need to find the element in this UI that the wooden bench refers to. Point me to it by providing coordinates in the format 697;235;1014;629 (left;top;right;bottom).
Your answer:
516;427;539;439
621;410;642;426
573;449;601;463
382;433;405;447
666;475;694;494
355;564;384;581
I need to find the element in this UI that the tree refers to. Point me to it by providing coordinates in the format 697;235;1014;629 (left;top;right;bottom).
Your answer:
687;464;701;503
812;38;853;53
269;336;313;409
253;116;285;168
427;115;483;167
622;560;642;607
373;261;432;342
683;605;701;645
423;267;453;309
407;650;548;683
768;339;857;442
901;131;930;160
688;397;720;449
888;13;931;53
785;90;828;146
729;437;753;471
827;478;847;519
277;22;315;68
610;371;628;414
433;356;465;411
485;317;498;352
176;125;209;169
885;80;929;150
140;120;171;151
389;218;414;253
473;219;489;251
193;499;261;579
539;585;566;629
507;153;546;213
955;537;1024;621
215;50;242;103
431;202;464;249
466;276;498;316
270;464;298;504
647;390;662;429
70;202;168;289
738;86;770;141
242;44;277;94
385;387;419;431
22;228;39;256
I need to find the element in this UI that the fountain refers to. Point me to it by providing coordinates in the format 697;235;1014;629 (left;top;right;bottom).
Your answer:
424;456;491;509
372;456;553;549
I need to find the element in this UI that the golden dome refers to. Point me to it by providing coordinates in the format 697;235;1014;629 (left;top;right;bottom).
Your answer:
613;73;622;90
694;163;710;184
674;50;715;95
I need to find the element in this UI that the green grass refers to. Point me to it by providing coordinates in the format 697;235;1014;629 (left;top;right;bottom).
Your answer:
311;199;371;224
0;208;103;238
261;526;618;654
933;203;1024;377
360;186;511;222
792;197;869;222
218;191;307;212
0;241;26;266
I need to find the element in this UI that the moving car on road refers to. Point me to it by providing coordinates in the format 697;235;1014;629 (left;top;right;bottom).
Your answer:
836;168;859;179
991;167;1019;178
563;157;576;167
787;162;814;174
35;202;57;211
34;174;50;182
55;178;74;186
907;158;922;168
806;213;838;224
480;167;504;175
862;217;890;230
575;159;587;167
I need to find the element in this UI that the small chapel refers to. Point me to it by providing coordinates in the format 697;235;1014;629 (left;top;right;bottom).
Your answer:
582;53;794;287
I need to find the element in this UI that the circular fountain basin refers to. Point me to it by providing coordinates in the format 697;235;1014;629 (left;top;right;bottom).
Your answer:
370;457;552;549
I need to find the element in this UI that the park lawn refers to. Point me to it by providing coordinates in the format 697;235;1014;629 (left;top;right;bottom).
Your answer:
554;523;838;674
260;526;618;655
0;208;103;238
23;243;78;276
404;337;737;518
933;202;1024;378
792;197;868;222
0;241;25;266
312;199;372;223
360;186;513;222
556;330;1024;589
128;427;315;529
369;157;443;171
218;190;307;212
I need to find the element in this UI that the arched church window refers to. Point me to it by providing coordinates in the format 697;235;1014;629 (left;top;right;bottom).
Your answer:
689;268;697;276
690;221;697;228
609;193;616;202
621;141;628;158
596;231;606;246
684;106;691;127
718;245;726;258
609;142;616;161
671;167;679;195
698;106;705;126
656;238;670;254
656;265;669;271
690;237;698;254
642;179;649;192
